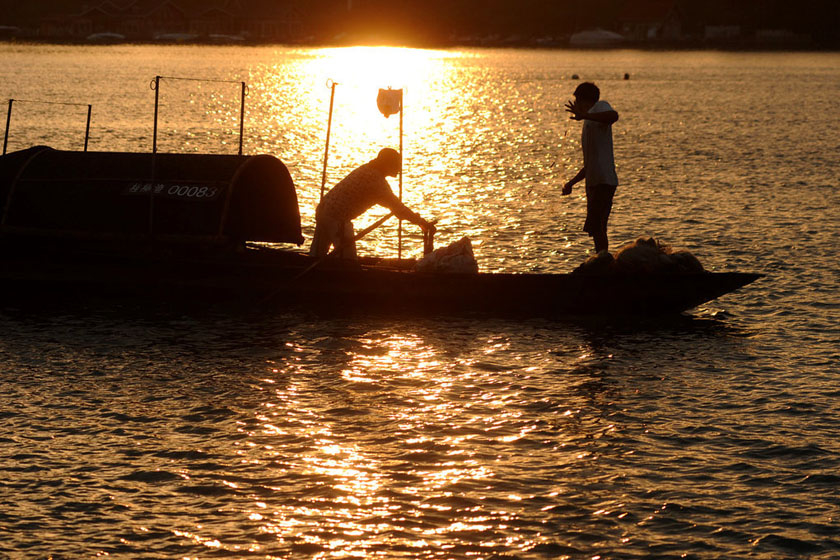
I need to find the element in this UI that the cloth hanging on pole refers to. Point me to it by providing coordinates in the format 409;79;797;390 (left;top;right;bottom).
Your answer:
377;88;402;118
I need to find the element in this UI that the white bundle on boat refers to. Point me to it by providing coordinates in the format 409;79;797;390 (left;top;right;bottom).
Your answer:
415;237;479;274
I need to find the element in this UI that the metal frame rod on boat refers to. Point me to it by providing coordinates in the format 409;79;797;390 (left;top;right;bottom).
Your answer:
150;75;248;155
84;105;91;152
3;98;92;155
238;81;246;155
152;77;160;153
2;100;10;155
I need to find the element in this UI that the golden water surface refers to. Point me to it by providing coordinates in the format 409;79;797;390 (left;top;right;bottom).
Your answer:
1;44;839;560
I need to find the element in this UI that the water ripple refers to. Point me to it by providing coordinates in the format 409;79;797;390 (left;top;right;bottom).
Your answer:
0;46;838;560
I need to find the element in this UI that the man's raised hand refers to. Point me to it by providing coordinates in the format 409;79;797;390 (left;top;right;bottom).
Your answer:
565;100;583;120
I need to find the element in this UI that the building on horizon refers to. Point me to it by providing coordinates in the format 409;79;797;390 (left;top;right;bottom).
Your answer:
618;0;683;42
30;0;304;42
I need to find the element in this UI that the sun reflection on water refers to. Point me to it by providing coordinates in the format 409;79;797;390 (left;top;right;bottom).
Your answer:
139;45;586;266
255;46;474;259
231;325;597;557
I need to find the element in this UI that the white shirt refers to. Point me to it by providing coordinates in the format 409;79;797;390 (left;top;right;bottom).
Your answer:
581;100;618;187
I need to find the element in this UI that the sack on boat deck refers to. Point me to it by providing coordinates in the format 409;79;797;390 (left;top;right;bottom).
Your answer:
415;237;479;274
572;250;615;274
613;237;705;274
572;237;705;274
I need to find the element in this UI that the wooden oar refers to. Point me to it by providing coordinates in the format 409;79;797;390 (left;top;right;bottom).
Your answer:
349;212;393;246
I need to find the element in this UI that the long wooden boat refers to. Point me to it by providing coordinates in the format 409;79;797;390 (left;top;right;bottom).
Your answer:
0;147;761;316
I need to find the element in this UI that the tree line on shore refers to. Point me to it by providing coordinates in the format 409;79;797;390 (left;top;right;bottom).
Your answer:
312;0;837;46
3;0;838;47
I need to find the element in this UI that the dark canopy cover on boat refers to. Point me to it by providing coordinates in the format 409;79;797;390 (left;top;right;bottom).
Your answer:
0;146;304;244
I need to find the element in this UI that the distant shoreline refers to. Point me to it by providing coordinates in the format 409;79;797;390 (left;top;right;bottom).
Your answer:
0;36;837;52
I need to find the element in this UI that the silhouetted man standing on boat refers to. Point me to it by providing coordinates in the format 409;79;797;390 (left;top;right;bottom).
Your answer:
562;82;619;253
310;148;436;258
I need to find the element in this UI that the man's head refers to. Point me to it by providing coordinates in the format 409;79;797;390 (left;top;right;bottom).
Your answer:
373;148;401;177
573;82;600;112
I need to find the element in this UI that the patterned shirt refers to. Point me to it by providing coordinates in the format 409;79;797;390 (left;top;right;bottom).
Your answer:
317;162;398;222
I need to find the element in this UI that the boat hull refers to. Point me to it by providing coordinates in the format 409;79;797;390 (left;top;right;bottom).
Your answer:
0;242;761;316
296;267;761;316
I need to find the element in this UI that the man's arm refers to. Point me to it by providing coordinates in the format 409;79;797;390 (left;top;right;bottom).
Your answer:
381;193;436;232
562;167;585;195
564;100;619;124
580;110;618;124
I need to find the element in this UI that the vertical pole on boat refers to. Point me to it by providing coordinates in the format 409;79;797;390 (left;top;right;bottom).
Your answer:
3;99;12;155
152;75;161;154
150;76;161;236
238;81;246;156
376;87;405;258
84;104;92;152
398;95;403;260
320;79;337;201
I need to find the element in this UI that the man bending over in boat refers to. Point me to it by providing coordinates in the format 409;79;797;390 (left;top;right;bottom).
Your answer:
310;148;436;258
562;82;619;253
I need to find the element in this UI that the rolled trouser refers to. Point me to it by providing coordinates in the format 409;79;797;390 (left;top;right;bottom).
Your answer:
309;215;356;258
583;183;617;236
